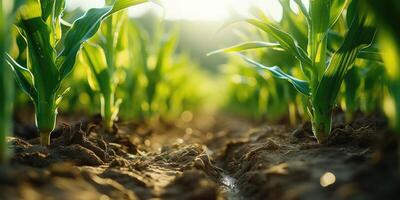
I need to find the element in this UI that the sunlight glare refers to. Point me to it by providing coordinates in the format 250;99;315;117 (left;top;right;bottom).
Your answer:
66;0;288;21
320;172;336;187
66;0;104;10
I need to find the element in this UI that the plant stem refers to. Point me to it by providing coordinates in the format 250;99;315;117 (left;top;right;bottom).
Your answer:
102;15;116;133
0;0;15;163
101;94;114;132
0;66;13;161
35;99;56;146
288;102;297;126
40;132;51;146
311;106;332;143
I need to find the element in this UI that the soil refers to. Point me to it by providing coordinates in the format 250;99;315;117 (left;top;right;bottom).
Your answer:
1;112;400;200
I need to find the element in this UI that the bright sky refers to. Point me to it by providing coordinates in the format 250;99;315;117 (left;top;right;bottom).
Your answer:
65;0;298;22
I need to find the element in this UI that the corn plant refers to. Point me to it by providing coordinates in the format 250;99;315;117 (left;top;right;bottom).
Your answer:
360;63;385;114
145;30;178;118
341;60;384;122
221;3;309;124
210;0;376;142
367;0;400;132
126;22;178;118
119;21;145;120
0;0;24;163
79;9;129;132
223;58;295;122
6;0;154;146
118;21;208;121
156;53;210;119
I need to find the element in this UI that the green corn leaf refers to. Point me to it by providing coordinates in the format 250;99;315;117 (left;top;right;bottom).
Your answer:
293;0;311;24
155;31;178;74
239;54;311;96
111;0;147;13
246;19;314;81
1;0;26;162
246;19;311;67
366;0;400;131
207;41;282;56
5;54;37;101
329;0;350;28
111;98;123;121
310;0;330;35
57;7;112;80
309;0;331;80
357;49;383;62
80;42;111;96
314;4;376;109
21;17;60;94
57;0;150;81
146;31;178;105
343;66;361;114
138;26;150;74
55;87;70;107
40;0;52;20
51;0;66;45
280;0;308;49
18;0;41;20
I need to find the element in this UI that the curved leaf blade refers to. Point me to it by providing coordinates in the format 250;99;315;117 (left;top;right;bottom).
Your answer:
57;0;151;80
207;41;281;56
329;0;350;28
314;4;376;108
246;19;312;67
21;17;60;94
5;54;37;101
239;54;311;96
111;0;147;14
358;50;382;62
80;43;111;94
57;6;112;80
293;0;311;24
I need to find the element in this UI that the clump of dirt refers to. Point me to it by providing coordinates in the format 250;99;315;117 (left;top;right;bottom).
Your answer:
10;124;111;167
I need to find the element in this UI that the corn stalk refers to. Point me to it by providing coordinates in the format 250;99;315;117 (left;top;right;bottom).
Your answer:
79;10;127;132
366;0;400;132
6;0;154;146
210;0;376;143
366;0;400;172
0;0;24;163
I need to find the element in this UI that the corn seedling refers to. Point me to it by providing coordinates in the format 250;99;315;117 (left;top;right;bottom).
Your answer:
118;21;143;120
157;53;210;119
366;0;400;133
341;59;384;121
214;0;310;124
223;58;293;122
223;23;301;125
59;63;98;115
6;0;155;146
145;30;178;118
0;0;24;163
117;21;209;121
128;22;178;118
210;0;376;142
79;8;130;132
125;22;203;119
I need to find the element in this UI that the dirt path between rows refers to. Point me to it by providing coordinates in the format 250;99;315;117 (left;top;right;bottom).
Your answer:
1;113;399;200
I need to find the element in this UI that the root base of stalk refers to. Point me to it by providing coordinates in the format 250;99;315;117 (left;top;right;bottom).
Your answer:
40;133;51;146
